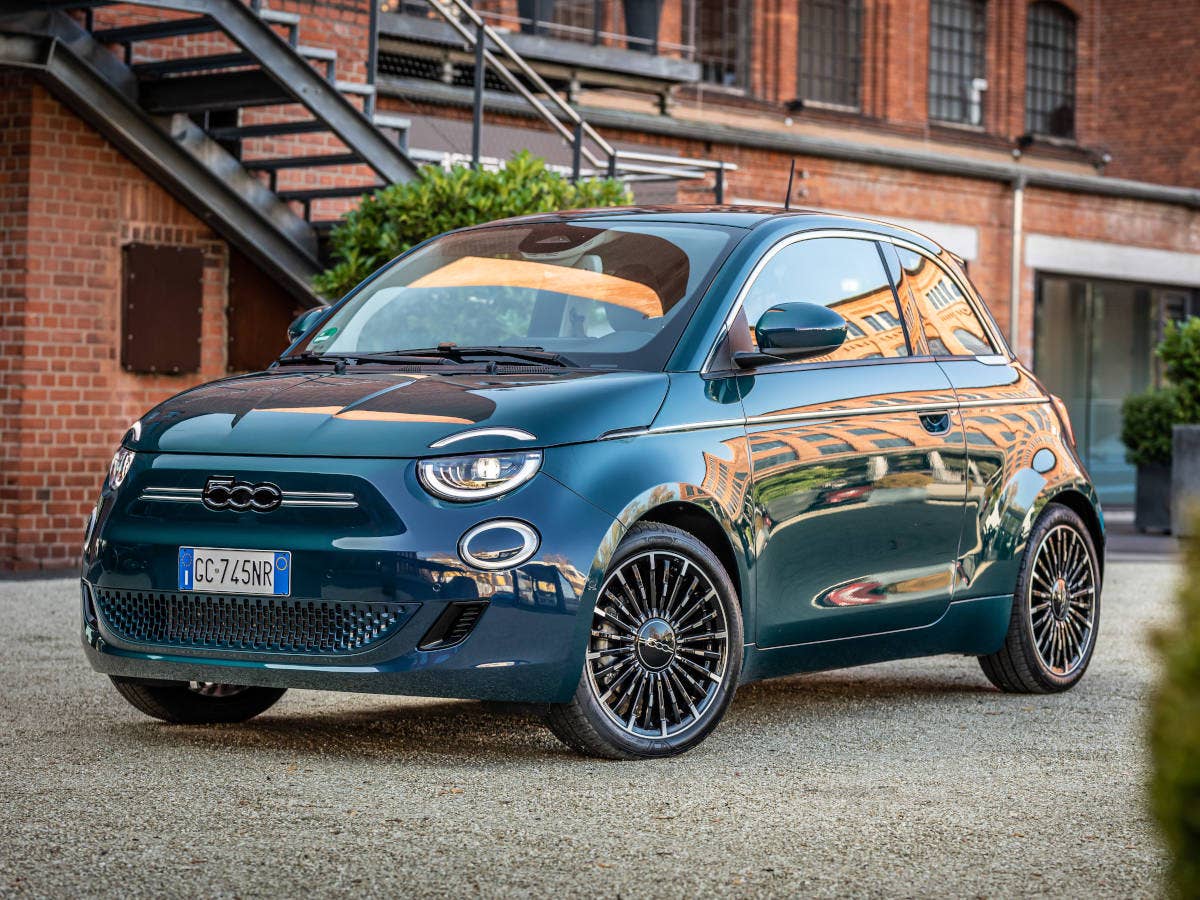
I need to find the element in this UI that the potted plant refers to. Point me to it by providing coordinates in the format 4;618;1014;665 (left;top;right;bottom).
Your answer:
1162;318;1200;536
1121;387;1180;533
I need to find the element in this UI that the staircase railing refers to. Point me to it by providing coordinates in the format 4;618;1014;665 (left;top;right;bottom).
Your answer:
421;0;733;199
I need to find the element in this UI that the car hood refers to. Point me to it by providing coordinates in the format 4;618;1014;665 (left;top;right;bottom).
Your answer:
130;368;669;457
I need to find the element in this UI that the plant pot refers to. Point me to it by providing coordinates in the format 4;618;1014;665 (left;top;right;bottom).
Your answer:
518;0;556;35
622;0;663;53
1135;462;1172;533
1172;424;1200;537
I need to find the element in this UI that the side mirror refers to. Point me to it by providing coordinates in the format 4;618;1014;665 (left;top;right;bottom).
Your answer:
736;302;848;368
288;306;328;344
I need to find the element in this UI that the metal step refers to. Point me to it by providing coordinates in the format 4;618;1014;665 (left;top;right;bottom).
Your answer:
140;70;291;113
372;113;411;131
134;51;255;77
335;80;375;96
92;16;217;44
257;7;300;46
245;152;363;171
209;119;331;140
133;44;336;78
277;185;383;201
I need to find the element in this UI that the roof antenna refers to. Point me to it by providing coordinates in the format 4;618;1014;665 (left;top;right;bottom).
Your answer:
784;159;796;212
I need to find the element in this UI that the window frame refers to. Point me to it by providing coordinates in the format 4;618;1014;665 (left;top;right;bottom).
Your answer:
927;0;988;127
1024;0;1077;140
886;242;1009;362
695;0;753;92
796;0;865;111
702;229;1010;376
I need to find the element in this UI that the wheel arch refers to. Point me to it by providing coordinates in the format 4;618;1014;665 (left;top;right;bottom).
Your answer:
637;500;744;608
1044;487;1106;578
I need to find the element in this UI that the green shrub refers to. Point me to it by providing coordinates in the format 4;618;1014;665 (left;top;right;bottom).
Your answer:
312;151;632;299
1122;388;1182;467
1160;317;1200;422
1121;317;1200;468
1151;525;1200;897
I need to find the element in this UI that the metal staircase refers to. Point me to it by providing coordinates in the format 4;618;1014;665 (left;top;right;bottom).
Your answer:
0;0;420;304
0;0;729;306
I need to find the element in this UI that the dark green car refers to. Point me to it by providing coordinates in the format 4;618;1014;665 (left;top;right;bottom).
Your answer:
83;208;1103;758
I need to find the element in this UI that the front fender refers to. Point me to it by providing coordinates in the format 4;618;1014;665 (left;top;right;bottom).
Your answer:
542;426;756;636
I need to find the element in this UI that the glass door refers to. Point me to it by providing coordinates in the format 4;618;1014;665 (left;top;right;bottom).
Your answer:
1034;275;1169;505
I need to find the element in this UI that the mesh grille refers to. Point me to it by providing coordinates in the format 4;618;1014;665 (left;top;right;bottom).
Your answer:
94;589;417;655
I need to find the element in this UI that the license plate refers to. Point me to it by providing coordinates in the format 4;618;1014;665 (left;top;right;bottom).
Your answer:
178;547;291;596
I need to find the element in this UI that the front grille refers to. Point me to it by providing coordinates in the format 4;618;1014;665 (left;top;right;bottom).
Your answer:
94;589;417;655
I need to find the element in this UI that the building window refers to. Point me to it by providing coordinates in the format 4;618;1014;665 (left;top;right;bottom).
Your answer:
797;0;863;109
928;0;987;125
1025;1;1076;138
697;0;750;89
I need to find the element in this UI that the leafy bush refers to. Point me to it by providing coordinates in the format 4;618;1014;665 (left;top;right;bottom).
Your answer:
1122;388;1182;467
1122;318;1200;468
312;151;631;299
1160;317;1200;422
1151;524;1200;897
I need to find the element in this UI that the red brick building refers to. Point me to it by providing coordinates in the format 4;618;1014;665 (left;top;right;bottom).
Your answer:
0;0;1197;570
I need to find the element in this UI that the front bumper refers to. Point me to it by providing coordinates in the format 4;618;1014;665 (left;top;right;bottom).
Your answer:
82;451;619;703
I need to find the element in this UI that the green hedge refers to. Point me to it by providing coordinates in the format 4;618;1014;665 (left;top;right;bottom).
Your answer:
312;151;631;299
1151;526;1200;897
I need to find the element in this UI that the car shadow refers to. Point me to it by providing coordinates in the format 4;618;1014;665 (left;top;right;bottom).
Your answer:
110;664;1004;762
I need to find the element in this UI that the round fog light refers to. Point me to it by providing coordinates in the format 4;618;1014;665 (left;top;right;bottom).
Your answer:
459;520;540;571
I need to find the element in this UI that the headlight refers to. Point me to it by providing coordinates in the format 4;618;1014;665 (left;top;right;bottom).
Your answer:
107;447;135;491
418;451;541;501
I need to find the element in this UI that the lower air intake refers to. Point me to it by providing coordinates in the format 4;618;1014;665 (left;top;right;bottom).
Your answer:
418;601;489;651
93;589;417;655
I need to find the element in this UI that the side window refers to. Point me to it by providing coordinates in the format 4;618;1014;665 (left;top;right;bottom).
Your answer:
894;247;995;356
741;237;909;363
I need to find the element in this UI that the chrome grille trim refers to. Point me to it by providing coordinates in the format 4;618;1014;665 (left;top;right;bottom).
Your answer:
139;486;358;509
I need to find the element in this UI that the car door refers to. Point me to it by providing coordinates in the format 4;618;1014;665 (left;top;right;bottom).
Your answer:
730;233;968;647
889;243;1053;601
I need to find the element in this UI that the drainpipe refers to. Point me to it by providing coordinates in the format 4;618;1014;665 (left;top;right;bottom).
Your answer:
1009;173;1026;358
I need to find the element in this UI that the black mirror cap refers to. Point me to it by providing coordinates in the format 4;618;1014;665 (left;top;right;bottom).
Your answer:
287;306;328;343
748;302;848;363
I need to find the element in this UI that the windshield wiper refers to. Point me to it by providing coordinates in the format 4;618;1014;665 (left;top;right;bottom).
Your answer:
396;344;577;368
274;352;455;370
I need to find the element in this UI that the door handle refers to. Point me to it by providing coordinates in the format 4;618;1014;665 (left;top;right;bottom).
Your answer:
919;412;953;435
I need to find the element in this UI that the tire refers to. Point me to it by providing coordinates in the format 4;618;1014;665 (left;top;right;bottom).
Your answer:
979;502;1101;693
110;676;286;724
546;522;743;759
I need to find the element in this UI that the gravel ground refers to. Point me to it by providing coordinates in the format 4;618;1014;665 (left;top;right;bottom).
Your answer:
0;560;1176;899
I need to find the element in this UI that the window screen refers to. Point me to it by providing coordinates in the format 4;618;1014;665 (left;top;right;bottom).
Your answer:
1025;1;1076;138
742;237;909;363
797;0;863;109
928;0;987;125
895;247;994;356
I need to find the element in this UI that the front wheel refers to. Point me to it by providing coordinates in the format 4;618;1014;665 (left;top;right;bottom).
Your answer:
979;502;1101;693
110;677;286;724
546;522;743;759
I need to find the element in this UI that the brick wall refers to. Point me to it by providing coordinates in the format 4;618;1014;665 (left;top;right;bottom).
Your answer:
0;76;231;571
1097;0;1200;185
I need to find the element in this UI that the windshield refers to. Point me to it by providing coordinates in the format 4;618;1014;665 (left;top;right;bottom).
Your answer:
291;220;741;370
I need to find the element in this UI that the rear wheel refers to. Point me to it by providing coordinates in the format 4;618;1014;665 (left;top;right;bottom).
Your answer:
546;522;743;759
110;677;286;724
979;502;1101;693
